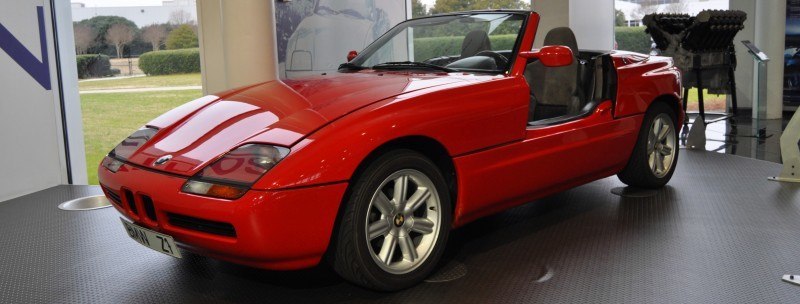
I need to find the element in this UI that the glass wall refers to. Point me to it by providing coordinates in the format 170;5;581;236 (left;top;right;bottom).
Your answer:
615;0;729;112
71;0;202;184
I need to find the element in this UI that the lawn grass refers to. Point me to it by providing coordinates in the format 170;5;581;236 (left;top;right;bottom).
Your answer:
81;89;203;184
78;73;201;91
684;88;727;112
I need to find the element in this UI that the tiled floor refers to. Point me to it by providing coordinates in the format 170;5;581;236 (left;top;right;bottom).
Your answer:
680;111;791;164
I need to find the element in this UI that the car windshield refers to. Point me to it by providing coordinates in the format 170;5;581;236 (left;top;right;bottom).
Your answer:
348;13;526;73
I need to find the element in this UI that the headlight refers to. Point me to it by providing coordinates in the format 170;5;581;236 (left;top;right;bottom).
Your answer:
181;144;290;200
103;126;159;172
101;157;124;173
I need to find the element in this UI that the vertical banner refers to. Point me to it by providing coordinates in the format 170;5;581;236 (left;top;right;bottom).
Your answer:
275;0;408;79
0;0;86;200
785;0;800;106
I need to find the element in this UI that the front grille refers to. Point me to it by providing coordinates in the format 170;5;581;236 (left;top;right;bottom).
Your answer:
102;186;122;206
141;195;157;222
168;213;236;237
123;189;137;214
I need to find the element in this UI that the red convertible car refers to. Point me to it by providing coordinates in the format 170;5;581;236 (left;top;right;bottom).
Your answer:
99;10;682;290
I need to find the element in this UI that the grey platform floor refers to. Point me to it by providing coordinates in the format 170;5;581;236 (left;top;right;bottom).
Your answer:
1;150;799;303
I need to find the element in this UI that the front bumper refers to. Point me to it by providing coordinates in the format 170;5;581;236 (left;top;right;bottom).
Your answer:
98;160;347;270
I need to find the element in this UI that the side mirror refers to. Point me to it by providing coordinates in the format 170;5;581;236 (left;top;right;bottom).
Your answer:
519;45;574;67
347;50;358;62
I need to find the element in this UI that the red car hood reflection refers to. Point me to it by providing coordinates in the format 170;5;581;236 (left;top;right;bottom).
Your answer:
125;72;467;176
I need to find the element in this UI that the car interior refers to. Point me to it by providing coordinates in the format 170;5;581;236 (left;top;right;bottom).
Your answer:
524;27;618;126
424;27;618;127
421;30;504;70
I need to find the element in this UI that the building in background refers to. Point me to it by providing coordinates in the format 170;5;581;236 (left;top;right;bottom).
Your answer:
616;0;728;26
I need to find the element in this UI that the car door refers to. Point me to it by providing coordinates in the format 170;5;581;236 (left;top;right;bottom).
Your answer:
518;100;637;194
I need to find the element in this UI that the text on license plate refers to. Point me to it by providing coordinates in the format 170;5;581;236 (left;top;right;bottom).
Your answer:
121;218;182;258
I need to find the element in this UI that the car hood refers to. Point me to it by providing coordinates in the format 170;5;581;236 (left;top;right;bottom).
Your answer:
125;72;467;176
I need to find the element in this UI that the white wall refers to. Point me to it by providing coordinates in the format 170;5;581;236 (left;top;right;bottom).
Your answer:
532;0;569;48
532;0;614;51
755;1;786;119
196;0;279;94
730;0;756;112
0;0;86;201
571;0;614;51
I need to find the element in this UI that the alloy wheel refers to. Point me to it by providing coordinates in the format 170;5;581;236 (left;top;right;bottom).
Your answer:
365;169;442;275
647;113;677;178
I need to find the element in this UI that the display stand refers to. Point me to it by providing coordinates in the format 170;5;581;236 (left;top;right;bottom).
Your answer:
769;107;800;183
643;11;748;151
743;40;770;139
783;274;800;286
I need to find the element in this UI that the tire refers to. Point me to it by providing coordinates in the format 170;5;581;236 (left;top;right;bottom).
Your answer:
329;149;452;291
618;102;679;189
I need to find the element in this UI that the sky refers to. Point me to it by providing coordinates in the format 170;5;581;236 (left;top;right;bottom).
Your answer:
72;0;165;7
72;0;438;8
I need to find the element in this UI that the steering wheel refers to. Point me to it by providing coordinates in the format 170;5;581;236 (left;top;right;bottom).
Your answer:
474;50;509;68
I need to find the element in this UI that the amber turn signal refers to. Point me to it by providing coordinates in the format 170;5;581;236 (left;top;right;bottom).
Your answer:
181;180;249;200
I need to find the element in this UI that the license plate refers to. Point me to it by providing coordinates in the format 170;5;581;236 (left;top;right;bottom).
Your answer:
120;218;182;258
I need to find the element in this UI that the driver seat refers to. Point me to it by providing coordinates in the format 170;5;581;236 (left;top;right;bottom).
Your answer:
461;30;492;58
525;27;581;122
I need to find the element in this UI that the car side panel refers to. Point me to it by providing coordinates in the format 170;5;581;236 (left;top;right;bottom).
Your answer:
452;104;642;226
254;76;531;190
613;55;682;119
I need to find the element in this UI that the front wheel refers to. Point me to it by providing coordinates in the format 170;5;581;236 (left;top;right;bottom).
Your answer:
329;150;452;291
618;102;679;188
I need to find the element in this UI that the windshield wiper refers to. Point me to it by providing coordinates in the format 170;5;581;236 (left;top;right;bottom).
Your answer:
338;62;367;71
372;61;457;73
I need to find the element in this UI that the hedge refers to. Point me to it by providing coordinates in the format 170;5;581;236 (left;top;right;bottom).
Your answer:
413;29;654;60
615;26;652;55
75;54;111;79
138;48;201;75
413;34;518;61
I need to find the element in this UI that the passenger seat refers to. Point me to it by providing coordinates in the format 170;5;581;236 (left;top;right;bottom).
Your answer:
525;27;582;122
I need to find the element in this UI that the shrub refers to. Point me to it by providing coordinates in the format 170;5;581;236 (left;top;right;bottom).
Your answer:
166;24;198;50
615;26;652;54
138;48;200;75
413;34;518;61
75;54;111;79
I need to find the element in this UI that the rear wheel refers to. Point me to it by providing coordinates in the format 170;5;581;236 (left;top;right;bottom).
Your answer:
330;150;451;291
618;102;679;188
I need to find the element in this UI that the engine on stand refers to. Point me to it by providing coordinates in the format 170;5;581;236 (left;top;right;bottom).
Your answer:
643;10;747;149
643;10;747;119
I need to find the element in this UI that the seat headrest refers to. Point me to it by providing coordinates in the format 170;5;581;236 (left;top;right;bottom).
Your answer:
461;30;492;58
543;27;578;54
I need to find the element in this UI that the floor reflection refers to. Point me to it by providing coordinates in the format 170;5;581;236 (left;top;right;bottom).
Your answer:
680;111;789;163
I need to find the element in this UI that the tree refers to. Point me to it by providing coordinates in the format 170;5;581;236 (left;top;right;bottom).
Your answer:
77;16;138;54
169;9;194;25
166;24;198;50
105;23;135;58
141;24;167;51
412;0;428;18
615;9;626;26
73;23;95;54
430;0;530;15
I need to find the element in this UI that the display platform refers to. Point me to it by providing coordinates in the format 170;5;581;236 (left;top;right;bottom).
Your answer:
1;151;798;303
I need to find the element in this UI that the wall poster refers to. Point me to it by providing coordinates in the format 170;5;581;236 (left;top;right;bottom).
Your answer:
785;0;800;106
275;0;409;79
